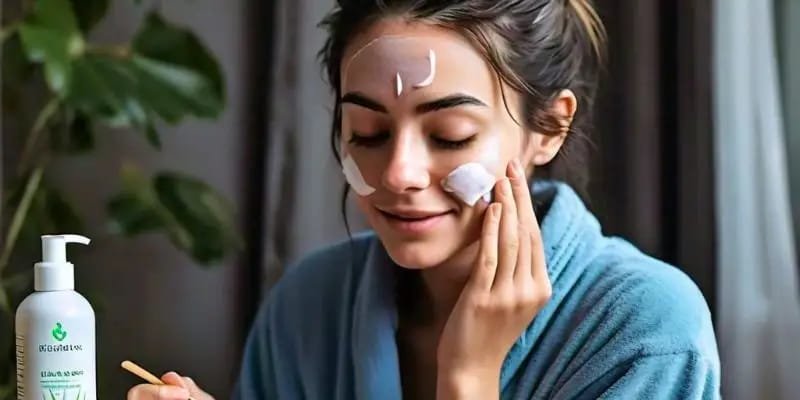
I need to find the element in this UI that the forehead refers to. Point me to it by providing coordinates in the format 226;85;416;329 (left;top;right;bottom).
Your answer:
340;21;497;101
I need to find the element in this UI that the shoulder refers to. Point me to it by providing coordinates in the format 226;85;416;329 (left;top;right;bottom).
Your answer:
579;237;718;360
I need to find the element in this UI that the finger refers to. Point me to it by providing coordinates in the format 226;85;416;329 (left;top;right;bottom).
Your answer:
494;177;519;289
507;159;547;281
163;372;210;399
184;377;200;392
161;372;187;389
508;158;537;231
182;377;211;398
127;384;190;400
530;228;549;283
514;223;532;282
467;202;502;292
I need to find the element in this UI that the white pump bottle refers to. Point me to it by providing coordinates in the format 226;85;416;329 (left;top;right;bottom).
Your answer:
15;234;96;400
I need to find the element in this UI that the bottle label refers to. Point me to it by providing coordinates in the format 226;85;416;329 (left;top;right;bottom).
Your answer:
16;318;95;400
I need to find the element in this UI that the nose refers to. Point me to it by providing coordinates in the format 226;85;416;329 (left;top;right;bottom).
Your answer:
381;132;431;193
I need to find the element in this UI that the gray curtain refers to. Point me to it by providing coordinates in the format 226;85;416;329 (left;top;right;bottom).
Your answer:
713;0;800;398
262;0;366;290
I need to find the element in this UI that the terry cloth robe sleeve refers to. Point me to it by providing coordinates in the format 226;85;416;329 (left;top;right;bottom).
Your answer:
231;298;281;399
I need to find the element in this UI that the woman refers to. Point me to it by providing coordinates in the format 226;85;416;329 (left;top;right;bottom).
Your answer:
129;0;721;399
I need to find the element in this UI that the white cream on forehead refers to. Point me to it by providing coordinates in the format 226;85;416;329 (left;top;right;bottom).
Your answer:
396;49;435;96
413;49;437;88
396;73;404;97
342;36;450;96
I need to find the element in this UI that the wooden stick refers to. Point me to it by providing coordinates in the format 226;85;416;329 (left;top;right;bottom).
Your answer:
121;360;196;400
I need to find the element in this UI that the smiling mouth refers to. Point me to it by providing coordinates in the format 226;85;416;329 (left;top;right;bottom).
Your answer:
377;209;452;221
376;207;453;234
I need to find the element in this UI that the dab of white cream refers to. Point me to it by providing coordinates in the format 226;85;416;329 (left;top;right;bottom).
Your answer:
414;49;437;88
441;162;496;206
342;155;376;196
395;73;404;97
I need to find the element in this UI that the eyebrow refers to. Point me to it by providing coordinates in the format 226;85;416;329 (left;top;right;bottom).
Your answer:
340;92;488;115
415;94;488;114
341;92;388;113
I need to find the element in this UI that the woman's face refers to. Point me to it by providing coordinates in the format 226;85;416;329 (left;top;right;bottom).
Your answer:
339;20;551;269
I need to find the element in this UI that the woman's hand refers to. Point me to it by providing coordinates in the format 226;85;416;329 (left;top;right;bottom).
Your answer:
127;372;215;400
436;159;552;399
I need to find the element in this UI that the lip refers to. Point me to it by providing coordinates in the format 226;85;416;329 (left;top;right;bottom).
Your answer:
377;207;452;234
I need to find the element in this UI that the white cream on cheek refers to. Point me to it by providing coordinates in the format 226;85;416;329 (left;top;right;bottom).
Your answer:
440;136;502;206
341;154;376;196
441;162;496;206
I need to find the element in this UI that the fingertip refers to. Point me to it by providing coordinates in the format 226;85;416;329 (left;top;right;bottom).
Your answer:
127;383;190;400
506;159;517;178
161;372;187;389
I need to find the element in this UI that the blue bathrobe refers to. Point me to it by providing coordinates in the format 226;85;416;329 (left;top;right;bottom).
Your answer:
233;181;721;399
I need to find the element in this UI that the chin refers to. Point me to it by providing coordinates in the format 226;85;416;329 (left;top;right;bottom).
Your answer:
380;238;455;269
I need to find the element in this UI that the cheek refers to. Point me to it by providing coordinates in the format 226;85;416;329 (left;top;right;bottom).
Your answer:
354;195;373;215
484;130;525;178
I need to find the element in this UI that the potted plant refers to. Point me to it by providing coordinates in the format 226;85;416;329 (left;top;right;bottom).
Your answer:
0;0;241;397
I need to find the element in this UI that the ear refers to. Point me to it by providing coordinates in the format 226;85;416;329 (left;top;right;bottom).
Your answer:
521;89;578;167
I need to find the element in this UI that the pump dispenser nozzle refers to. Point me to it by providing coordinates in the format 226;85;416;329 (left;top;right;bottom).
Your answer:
35;234;91;291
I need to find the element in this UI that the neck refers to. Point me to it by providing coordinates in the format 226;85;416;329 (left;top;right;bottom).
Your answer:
411;240;481;326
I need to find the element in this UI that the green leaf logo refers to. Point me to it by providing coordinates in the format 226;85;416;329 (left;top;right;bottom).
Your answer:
52;322;67;341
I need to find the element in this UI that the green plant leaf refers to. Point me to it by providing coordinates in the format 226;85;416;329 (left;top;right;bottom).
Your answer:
64;14;225;129
107;165;165;235
69;0;110;33
132;12;224;108
18;0;84;94
66;55;147;127
128;55;222;122
107;166;240;266
154;173;241;264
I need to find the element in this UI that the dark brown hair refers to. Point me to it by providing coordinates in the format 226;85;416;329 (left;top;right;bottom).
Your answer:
319;0;606;230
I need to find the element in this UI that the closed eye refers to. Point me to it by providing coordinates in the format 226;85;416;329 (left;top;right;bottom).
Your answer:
432;134;476;150
348;131;390;148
